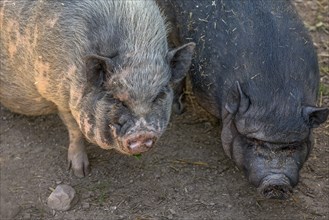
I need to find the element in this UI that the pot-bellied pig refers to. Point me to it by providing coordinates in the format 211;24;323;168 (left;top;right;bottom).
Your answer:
0;0;195;177
161;0;329;199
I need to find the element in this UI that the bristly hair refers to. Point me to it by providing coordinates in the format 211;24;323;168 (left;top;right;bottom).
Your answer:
60;0;172;106
67;0;170;60
56;0;171;87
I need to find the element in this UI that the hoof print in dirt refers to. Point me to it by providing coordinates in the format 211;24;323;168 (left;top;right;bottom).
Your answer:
47;185;77;211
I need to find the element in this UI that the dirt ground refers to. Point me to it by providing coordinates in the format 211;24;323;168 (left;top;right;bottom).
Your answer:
1;0;328;219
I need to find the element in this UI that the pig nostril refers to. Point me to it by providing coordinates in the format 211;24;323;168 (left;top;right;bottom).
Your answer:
258;174;293;200
128;140;139;150
123;134;157;154
144;139;153;148
127;139;154;150
261;185;293;200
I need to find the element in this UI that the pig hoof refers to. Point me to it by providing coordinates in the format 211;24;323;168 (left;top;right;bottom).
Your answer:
68;151;90;178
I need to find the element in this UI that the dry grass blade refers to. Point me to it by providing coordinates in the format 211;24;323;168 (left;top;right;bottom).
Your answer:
173;159;209;166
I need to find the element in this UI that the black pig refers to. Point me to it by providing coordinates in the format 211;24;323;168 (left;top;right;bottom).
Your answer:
161;0;329;199
0;0;195;177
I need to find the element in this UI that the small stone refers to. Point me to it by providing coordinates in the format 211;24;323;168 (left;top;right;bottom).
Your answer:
82;202;90;209
47;184;76;211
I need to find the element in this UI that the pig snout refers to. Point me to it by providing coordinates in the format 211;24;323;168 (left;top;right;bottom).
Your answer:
122;133;157;155
258;174;293;200
110;117;160;155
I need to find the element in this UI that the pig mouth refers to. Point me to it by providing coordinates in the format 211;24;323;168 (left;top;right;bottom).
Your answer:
257;174;293;200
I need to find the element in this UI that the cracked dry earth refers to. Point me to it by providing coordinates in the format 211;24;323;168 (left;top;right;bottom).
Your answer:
1;0;328;219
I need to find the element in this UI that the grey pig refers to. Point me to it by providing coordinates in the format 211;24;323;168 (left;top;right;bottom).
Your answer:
0;0;195;177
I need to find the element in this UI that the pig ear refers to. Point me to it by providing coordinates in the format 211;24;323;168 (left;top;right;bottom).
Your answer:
167;42;195;83
84;54;114;86
225;81;250;115
302;106;329;128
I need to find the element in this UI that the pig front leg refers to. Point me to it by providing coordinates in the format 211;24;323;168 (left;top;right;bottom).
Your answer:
59;111;90;177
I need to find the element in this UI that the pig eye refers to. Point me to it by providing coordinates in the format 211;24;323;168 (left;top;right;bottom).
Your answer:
114;98;128;109
153;87;168;103
280;143;301;152
246;138;266;150
120;101;129;109
157;91;166;100
281;145;298;151
247;138;263;145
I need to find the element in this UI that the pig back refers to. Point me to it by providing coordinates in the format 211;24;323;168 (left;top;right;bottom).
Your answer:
170;0;319;118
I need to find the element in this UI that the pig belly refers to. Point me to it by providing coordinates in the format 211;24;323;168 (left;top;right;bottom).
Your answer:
0;24;57;115
0;78;57;116
0;57;57;116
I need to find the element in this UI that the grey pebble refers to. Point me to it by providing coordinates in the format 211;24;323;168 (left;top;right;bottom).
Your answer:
82;202;90;209
47;184;76;211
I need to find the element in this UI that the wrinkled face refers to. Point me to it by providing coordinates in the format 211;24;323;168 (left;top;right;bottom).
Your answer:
70;43;195;156
100;63;174;155
221;82;329;199
75;61;173;156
